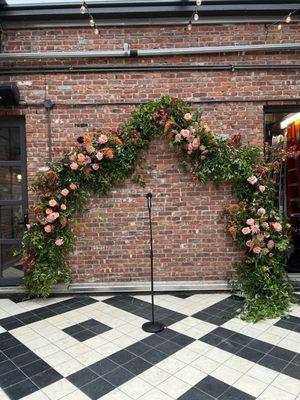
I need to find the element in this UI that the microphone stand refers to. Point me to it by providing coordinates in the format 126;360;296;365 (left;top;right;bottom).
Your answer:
142;193;165;333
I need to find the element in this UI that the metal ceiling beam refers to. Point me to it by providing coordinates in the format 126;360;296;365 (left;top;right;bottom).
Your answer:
0;42;299;60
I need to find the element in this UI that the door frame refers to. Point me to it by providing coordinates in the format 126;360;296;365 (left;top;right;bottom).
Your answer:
0;117;28;286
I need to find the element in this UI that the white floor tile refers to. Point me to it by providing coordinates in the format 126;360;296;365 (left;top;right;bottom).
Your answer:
120;376;152;399
191;355;220;374
233;374;268;397
156;357;186;374
60;389;91;400
174;365;206;386
42;379;77;400
211;364;243;385
158;376;192;398
258;385;296;400
138;388;173;400
247;364;279;384
272;373;300;396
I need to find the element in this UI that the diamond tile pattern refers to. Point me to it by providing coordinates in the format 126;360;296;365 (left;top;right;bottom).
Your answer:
0;293;298;400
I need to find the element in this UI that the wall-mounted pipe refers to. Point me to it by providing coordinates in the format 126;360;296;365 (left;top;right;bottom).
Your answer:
0;42;300;60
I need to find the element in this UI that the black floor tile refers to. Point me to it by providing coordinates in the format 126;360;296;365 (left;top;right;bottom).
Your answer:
109;349;136;366
0;369;27;388
195;376;230;398
140;349;167;364
282;362;300;379
0;352;7;363
172;293;194;299
217;339;244;354
12;351;39;367
0;360;17;376
4;378;38;400
292;353;300;366
123;356;152;375
30;368;62;389
178;387;216;399
141;335;166;348
81;377;115;400
63;324;85;335
72;330;96;342
268;346;297;362
156;328;179;340
103;366;134;386
126;342;152;356
170;333;194;347
200;334;223;347
68;367;98;387
213;327;235;339
3;344;30;359
156;339;182;356
237;347;265;363
89;359;119;376
258;354;287;372
229;333;252;346
219;386;256;400
20;359;51;377
0;337;21;351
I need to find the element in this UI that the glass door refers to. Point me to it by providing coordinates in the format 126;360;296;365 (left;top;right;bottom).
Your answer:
0;118;28;285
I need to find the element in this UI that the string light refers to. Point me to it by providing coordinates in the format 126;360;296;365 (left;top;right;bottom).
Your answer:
80;1;101;35
196;0;202;5
186;0;203;32
277;23;282;30
264;8;298;34
193;12;199;21
286;13;292;24
187;21;192;31
94;27;99;35
80;2;87;14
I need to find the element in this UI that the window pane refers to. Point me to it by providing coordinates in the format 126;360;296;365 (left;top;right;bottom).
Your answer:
1;244;23;279
0;166;22;200
0;127;20;161
0;205;23;239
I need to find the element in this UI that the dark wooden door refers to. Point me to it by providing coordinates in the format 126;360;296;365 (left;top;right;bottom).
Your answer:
0;118;28;285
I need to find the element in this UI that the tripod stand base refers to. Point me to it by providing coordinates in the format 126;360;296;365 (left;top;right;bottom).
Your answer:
142;321;165;333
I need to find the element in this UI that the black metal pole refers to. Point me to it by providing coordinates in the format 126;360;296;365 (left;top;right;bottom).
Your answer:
142;193;165;333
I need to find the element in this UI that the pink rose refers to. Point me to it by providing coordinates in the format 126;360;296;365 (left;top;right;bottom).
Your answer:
264;232;270;238
242;227;251;235
272;222;282;232
70;162;79;171
187;143;193;154
60;204;67;211
180;129;190;138
61;189;69;197
257;234;264;241
262;248;269;255
246;218;255;226
259;185;266;193
257;208;266;217
251;225;260;234
269;253;274;257
184;113;192;121
55;238;64;246
246;240;253;248
192;138;200;149
253;246;261;254
45;208;52;215
83;156;91;164
96;152;103;161
174;133;181;143
262;222;269;229
26;224;31;230
44;225;52;233
247;176;258;185
49;199;57;207
200;145;207;152
69;154;76;161
267;240;275;249
98;134;108;144
92;163;99;171
200;155;206;160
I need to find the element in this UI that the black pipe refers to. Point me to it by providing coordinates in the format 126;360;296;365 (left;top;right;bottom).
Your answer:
1;63;300;75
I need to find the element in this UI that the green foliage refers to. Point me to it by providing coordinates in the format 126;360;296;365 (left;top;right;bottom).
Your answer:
20;96;294;323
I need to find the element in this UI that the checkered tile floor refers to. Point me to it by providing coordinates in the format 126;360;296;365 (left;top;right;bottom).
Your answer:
0;293;299;400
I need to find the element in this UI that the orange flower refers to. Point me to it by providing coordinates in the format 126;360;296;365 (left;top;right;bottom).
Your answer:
61;188;69;197
104;148;114;159
60;204;67;210
83;134;92;145
69;183;77;190
45;208;52;215
49;199;57;207
228;226;237;241
114;136;123;146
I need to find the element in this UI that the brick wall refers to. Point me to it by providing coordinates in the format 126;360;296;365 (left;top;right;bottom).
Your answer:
0;23;299;283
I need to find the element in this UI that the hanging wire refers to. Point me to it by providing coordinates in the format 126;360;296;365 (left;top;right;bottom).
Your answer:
80;1;100;35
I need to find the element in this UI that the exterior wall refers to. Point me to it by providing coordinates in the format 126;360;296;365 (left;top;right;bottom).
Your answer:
0;23;299;283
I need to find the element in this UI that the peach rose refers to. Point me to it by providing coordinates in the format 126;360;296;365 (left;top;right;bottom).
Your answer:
96;152;103;161
242;227;251;235
246;218;255;226
272;222;282;232
259;185;266;193
257;207;266;216
69;183;77;190
262;222;269;229
98;134;108;144
253;246;261;254
251;225;260;234
45;208;52;215
247;176;258;185
49;199;57;207
26;224;31;230
60;204;67;211
92;163;99;171
174;133;181;143
77;153;85;162
192;138;200;149
69;154;76;161
61;189;69;197
184;113;192;121
267;240;275;249
246;240;253;248
180;129;190;138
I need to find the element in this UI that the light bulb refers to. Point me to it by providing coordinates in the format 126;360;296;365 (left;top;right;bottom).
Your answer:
277;23;282;30
94;27;99;35
80;3;87;14
193;12;199;21
196;0;202;5
90;18;95;27
187;22;192;31
286;14;291;24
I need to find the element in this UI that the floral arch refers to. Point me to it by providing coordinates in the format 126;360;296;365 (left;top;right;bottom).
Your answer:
20;96;294;321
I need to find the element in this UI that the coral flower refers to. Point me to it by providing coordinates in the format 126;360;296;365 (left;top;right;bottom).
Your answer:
192;138;200;149
257;207;266;216
267;240;275;249
246;218;255;226
242;227;251;235
259;185;266;193
184;113;192;121
60;204;67;211
247;176;258;185
45;208;52;215
104;148;114;159
92;163;99;170
44;225;52;233
61;189;69;197
96;152;104;161
98;134;108;144
253;246;261;254
272;222;282;232
55;238;64;246
69;183;77;190
49;199;57;207
70;162;79;171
